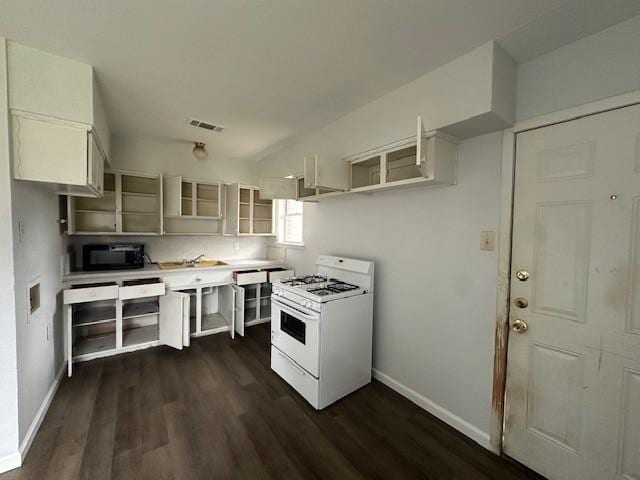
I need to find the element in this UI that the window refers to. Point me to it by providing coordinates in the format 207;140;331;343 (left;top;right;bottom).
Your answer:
276;199;303;245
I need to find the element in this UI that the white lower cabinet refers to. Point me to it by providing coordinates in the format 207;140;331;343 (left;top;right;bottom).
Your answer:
64;265;291;375
64;278;188;376
173;284;239;339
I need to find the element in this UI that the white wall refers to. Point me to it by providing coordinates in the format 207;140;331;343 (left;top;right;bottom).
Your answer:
259;45;508;443
11;181;65;443
274;134;503;439
0;37;20;471
109;135;257;184
516;14;640;121
258;18;640;446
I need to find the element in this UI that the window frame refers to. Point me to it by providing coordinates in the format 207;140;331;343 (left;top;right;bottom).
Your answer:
276;198;304;247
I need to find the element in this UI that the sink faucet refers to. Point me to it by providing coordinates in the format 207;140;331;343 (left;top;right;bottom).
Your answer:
185;253;205;266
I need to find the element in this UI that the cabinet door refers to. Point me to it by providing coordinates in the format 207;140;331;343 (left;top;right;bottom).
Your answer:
164;175;182;216
233;284;245;337
224;183;239;235
416;116;457;184
219;284;236;339
304;154;345;191
159;291;189;350
258;177;297;200
12;113;88;186
66;196;76;234
303;155;317;189
87;132;104;196
416;116;429;177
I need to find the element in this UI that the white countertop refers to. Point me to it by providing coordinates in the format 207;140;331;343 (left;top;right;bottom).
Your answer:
63;258;285;283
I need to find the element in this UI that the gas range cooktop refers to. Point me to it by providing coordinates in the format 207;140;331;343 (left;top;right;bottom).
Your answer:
276;275;363;302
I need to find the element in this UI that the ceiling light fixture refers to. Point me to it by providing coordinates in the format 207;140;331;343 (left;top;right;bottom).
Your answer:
192;142;208;160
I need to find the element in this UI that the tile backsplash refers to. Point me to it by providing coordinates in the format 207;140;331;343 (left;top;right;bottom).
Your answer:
66;235;268;271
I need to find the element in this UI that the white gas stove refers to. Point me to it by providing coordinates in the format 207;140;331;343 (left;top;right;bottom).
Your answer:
270;255;374;410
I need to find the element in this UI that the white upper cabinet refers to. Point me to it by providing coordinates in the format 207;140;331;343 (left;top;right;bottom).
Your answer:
67;170;163;235
303;154;347;191
347;116;458;192
224;184;274;236
163;176;221;219
162;177;224;236
12;113;107;197
7;42;111;197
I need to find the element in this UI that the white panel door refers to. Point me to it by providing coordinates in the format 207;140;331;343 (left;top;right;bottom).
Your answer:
163;175;182;217
159;291;189;350
504;103;640;480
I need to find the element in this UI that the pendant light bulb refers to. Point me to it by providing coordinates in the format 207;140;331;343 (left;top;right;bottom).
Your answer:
192;142;208;160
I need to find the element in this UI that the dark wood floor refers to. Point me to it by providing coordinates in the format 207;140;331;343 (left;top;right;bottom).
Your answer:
2;324;540;480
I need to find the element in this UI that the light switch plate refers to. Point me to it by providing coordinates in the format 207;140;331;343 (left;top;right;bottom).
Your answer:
480;231;495;251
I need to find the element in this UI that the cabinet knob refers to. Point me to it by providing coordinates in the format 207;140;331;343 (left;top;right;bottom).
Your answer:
195;277;202;282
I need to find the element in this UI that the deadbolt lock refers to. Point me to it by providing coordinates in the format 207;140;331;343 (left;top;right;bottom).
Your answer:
516;270;530;281
511;319;528;333
514;297;528;309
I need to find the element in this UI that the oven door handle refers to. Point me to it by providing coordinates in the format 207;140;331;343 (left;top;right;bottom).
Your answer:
272;298;319;321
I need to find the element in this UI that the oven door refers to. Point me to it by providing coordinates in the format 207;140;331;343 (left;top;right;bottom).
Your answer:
271;297;320;377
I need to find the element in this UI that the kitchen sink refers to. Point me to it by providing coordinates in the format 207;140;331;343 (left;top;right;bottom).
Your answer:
158;260;227;270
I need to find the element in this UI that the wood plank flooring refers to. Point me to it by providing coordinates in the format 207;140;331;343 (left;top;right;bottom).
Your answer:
1;324;542;480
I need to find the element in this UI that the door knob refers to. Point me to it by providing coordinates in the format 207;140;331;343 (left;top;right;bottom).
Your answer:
511;319;528;333
514;297;528;308
516;270;530;281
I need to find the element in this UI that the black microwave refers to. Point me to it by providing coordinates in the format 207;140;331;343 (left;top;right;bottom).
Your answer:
82;244;145;271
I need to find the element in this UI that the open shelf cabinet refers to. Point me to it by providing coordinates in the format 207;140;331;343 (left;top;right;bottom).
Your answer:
64;279;190;376
174;283;241;338
67;170;162;235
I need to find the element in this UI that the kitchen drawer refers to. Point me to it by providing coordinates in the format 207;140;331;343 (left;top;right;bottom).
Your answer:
234;270;267;286
163;270;232;288
271;346;319;408
64;283;119;305
267;269;294;283
119;281;165;300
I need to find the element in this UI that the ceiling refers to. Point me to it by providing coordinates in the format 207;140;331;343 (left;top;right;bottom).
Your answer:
0;0;637;160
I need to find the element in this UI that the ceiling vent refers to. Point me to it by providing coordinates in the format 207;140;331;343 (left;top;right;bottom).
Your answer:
187;117;224;132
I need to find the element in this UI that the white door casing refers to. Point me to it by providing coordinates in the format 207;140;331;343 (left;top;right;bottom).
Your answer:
504;104;640;480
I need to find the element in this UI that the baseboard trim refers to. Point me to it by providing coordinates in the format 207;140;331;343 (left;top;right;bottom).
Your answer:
372;368;493;451
0;451;21;474
18;363;65;461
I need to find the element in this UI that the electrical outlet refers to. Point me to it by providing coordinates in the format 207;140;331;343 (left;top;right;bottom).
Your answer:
480;231;495;251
